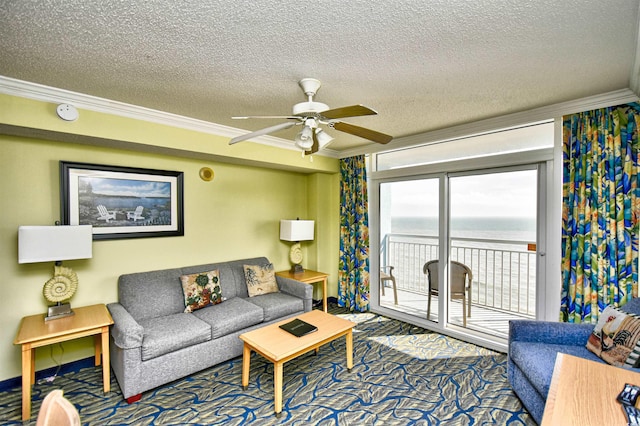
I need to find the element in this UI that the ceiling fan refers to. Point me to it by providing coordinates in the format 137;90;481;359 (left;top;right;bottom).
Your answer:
229;78;393;154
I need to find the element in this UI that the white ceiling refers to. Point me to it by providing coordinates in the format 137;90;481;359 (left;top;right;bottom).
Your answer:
1;1;640;156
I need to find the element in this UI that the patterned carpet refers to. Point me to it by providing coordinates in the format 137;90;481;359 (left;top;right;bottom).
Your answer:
0;307;534;425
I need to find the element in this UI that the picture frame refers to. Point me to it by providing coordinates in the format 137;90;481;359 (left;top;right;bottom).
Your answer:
60;161;184;240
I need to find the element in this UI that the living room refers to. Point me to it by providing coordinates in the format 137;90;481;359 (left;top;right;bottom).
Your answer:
3;2;640;424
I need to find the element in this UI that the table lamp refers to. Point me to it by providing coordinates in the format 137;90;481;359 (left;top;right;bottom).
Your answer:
280;219;314;273
18;224;93;321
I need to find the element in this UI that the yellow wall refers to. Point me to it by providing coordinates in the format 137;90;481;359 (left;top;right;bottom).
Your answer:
0;95;340;382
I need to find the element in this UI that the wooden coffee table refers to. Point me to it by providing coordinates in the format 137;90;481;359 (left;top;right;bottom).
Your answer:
239;309;356;417
542;353;640;425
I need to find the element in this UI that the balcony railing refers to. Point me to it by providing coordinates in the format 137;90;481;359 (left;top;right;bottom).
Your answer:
381;233;536;317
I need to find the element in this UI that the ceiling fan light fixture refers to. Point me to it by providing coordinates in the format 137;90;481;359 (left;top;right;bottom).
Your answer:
315;129;334;148
295;126;314;149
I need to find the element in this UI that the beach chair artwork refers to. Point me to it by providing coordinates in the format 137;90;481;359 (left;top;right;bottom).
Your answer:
127;206;145;222
96;205;116;223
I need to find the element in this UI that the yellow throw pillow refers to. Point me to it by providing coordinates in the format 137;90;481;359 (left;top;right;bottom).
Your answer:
180;270;223;313
244;263;279;297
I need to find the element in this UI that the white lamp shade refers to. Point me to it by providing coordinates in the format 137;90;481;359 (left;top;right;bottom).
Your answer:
280;220;314;242
18;225;93;264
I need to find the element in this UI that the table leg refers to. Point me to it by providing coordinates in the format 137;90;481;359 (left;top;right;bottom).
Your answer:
101;326;111;392
94;334;101;366
21;345;32;421
242;344;251;390
274;361;283;417
346;330;353;372
322;278;328;313
30;348;35;384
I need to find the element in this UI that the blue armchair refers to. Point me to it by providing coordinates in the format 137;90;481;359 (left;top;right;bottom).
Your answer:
508;297;640;424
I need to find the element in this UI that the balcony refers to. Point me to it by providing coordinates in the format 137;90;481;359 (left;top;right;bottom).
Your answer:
380;233;537;336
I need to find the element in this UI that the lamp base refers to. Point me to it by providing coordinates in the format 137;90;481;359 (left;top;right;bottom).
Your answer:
45;303;74;321
290;264;305;274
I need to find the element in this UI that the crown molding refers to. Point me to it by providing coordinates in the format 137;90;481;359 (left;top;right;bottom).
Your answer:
340;88;639;158
0;75;339;158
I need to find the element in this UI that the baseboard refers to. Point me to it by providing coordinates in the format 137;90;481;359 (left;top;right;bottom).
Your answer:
0;356;95;393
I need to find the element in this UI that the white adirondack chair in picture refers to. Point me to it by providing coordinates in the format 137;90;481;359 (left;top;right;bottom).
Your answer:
127;206;145;222
96;205;116;223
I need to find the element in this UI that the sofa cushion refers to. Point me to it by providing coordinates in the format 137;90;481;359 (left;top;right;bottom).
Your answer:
180;270;224;313
138;313;211;361
244;263;279;297
246;292;304;322
586;306;640;368
192;297;264;339
118;268;185;321
509;341;603;397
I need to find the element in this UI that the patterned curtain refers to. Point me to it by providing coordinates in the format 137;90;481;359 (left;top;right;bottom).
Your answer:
338;155;370;312
561;103;640;323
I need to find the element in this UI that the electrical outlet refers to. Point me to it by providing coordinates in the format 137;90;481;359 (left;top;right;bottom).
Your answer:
56;103;79;121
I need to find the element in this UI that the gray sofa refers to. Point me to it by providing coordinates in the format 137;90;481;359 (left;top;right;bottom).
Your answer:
107;257;313;402
508;297;640;424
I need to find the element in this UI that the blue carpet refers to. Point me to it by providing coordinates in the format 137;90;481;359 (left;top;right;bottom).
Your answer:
0;309;534;425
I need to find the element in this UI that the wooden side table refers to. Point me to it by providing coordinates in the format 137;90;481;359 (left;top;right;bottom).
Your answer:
541;353;640;425
13;303;114;421
276;269;329;312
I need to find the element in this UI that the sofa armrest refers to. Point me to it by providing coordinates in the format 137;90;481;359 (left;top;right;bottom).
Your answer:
277;276;313;301
509;319;594;346
107;302;144;349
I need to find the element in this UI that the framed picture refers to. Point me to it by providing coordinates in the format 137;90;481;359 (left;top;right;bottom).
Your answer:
60;161;184;240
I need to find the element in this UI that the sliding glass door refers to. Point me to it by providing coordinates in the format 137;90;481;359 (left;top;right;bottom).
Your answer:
374;165;542;344
448;168;538;334
379;178;440;323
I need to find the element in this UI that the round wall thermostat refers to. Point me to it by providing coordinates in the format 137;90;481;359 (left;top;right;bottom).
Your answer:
199;167;214;181
56;103;79;121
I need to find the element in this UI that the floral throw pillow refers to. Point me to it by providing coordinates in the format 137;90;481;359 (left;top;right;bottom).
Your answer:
180;270;223;313
244;263;279;297
586;305;640;368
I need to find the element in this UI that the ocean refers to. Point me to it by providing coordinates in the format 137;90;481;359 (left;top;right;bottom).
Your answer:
390;216;536;243
385;216;537;315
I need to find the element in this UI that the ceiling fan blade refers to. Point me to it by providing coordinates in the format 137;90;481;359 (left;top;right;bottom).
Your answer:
305;129;320;155
333;121;393;144
229;122;296;145
320;104;378;120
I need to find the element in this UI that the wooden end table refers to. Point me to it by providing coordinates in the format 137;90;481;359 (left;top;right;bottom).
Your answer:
13;303;114;421
541;353;640;425
276;269;329;312
239;309;355;417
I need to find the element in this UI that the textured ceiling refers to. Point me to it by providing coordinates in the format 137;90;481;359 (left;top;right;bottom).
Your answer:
1;1;639;154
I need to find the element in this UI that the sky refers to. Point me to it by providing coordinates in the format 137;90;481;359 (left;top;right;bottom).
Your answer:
386;169;537;218
81;177;171;198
